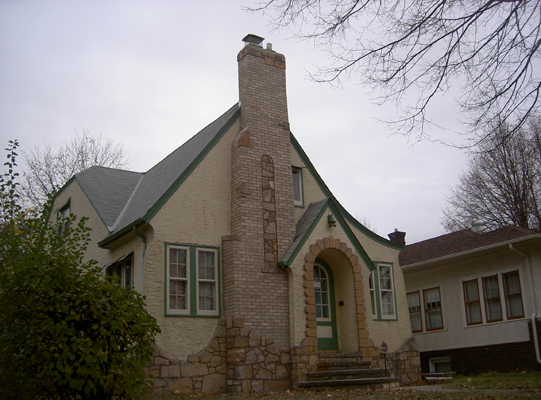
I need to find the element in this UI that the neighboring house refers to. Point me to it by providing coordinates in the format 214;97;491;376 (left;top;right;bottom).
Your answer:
401;225;541;375
52;35;420;394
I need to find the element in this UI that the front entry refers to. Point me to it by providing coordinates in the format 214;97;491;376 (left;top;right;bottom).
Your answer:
314;259;338;350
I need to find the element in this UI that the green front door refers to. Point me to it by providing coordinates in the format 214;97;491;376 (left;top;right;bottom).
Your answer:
314;259;338;350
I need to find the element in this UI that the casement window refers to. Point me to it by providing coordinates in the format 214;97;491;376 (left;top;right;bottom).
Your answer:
57;201;70;236
292;167;304;207
166;244;220;317
370;263;397;320
502;271;524;319
424;287;444;330
407;291;423;333
461;269;525;326
463;279;482;325
482;275;503;322
105;254;133;288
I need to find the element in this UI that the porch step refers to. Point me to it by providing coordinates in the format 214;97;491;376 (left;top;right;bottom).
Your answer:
298;353;400;390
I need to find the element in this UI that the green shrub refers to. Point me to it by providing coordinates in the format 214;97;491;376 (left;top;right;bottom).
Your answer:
0;140;160;400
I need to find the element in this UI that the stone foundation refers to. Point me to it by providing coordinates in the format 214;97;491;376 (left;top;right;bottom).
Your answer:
143;317;293;395
368;336;422;383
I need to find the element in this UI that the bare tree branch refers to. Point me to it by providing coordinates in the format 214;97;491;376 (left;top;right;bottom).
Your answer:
249;0;541;143
21;130;130;208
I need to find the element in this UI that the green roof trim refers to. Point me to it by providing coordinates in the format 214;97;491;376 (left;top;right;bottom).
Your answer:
280;197;376;272
98;105;240;248
290;133;403;250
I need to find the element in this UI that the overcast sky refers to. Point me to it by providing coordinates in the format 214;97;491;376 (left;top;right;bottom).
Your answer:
0;0;468;244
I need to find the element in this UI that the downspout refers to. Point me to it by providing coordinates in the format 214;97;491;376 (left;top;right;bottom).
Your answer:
509;244;541;364
133;226;147;295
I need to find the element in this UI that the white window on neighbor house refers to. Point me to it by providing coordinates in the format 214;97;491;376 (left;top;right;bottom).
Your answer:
503;270;524;319
166;244;220;317
57;200;71;236
463;279;482;325
407;291;423;333
483;275;503;323
424;287;444;330
378;263;396;319
106;255;133;288
460;269;524;326
429;356;452;373
292;167;303;207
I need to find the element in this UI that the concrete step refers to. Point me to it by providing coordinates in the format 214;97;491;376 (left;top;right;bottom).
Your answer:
318;352;371;371
307;368;387;381
298;376;400;389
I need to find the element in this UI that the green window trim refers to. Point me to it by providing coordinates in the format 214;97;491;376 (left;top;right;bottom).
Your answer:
164;243;221;317
105;253;134;289
370;262;398;321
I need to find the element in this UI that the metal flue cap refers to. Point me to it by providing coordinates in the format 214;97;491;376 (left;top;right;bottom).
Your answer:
242;34;264;46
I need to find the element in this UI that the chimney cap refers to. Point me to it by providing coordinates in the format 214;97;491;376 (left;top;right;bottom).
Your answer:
242;34;264;46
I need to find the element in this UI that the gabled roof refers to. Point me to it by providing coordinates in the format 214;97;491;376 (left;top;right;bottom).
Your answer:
400;226;541;267
58;104;240;247
280;197;375;271
289;134;402;250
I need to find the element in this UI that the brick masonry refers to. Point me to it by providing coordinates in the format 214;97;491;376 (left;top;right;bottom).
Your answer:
223;43;296;348
419;318;541;374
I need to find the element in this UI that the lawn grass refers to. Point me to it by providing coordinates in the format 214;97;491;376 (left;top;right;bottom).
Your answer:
152;371;541;400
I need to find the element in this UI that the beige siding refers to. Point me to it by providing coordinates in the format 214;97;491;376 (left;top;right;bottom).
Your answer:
404;249;540;352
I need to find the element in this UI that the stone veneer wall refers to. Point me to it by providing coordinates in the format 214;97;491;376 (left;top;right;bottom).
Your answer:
368;336;422;383
143;317;294;395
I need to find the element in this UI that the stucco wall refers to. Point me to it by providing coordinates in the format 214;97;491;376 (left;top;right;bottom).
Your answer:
53;181;110;267
144;120;239;360
404;249;539;353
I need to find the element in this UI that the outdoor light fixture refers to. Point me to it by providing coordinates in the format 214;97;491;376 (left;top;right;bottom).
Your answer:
327;214;337;227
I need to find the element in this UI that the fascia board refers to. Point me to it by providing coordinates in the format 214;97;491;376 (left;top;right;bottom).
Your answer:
401;234;541;271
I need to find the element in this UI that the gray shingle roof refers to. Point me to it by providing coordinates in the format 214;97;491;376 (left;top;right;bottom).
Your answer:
70;103;240;245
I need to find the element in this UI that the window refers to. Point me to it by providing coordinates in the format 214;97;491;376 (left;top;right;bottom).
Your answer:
407;291;423;333
408;286;444;333
314;264;331;320
503;271;524;319
378;263;396;319
460;269;524;326
463;279;482;325
166;244;220;317
292;167;303;206
482;275;503;322
370;263;397;320
57;201;70;236
106;255;133;288
424;287;443;330
369;272;376;317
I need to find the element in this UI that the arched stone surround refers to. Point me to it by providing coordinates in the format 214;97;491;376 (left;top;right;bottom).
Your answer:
301;235;377;357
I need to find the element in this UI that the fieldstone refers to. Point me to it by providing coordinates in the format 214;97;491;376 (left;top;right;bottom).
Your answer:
202;373;226;394
169;377;193;395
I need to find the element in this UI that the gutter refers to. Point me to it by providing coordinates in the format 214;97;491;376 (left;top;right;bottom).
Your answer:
509;244;541;364
133;226;147;295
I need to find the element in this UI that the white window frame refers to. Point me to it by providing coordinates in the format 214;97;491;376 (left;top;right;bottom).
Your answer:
292;167;303;207
166;245;190;316
196;248;219;316
459;267;526;327
423;287;444;331
106;255;134;289
369;271;377;318
378;263;396;319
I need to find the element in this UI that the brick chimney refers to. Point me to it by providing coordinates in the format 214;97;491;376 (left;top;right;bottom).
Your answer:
388;229;406;246
223;35;295;348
